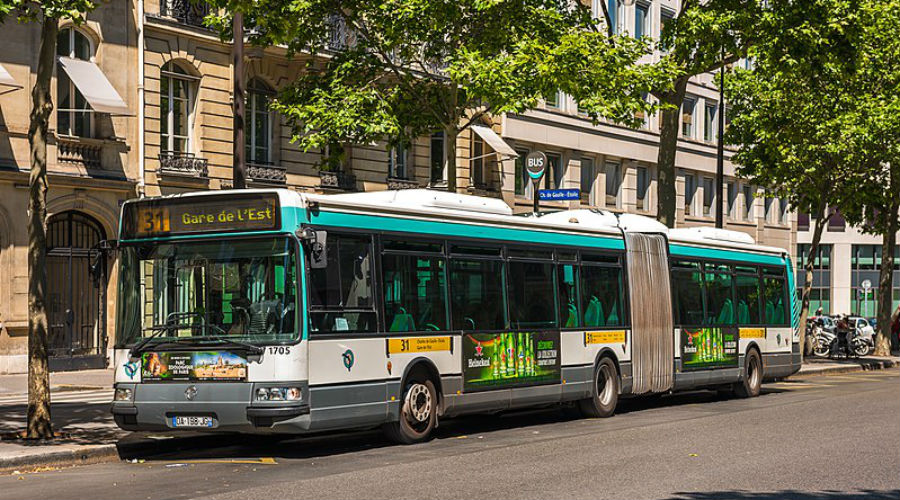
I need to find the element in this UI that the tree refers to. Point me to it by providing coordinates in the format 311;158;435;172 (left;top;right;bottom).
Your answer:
723;0;860;356
206;0;671;191
831;1;900;357
644;0;763;228
0;0;99;439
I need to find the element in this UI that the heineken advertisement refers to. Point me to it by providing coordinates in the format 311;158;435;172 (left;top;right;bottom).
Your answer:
462;331;560;391
681;327;739;370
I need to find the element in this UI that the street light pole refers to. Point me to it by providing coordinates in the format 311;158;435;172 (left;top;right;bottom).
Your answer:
714;56;725;229
233;11;247;189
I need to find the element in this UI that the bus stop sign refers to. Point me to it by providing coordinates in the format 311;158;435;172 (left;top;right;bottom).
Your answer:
525;151;547;183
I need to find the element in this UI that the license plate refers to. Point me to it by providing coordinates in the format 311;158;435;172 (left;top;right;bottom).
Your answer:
171;416;215;428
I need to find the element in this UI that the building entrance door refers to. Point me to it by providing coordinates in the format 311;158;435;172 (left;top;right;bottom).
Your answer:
46;211;107;371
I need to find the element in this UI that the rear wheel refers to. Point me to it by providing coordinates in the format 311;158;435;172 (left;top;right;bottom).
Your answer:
734;349;762;398
813;336;830;357
578;357;619;418
383;379;437;444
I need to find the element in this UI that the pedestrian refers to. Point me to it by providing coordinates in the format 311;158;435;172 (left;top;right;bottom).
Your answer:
815;306;823;317
891;305;899;350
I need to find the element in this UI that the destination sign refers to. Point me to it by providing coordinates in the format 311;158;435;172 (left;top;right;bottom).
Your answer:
122;193;280;239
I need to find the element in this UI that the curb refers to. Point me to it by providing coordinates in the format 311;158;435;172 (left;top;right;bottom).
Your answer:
797;358;898;377
0;444;119;474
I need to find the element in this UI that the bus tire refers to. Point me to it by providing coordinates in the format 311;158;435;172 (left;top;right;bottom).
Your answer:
383;378;437;444
578;357;619;418
734;348;762;398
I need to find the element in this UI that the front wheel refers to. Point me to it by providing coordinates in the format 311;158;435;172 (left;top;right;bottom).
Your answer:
383;379;437;444
578;357;619;418
813;336;831;357
734;349;762;398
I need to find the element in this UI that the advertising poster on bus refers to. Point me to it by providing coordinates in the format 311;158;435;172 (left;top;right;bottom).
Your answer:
681;327;739;370
142;351;248;382
463;331;560;391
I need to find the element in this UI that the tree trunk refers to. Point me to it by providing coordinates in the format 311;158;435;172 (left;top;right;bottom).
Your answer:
444;124;458;192
26;15;58;440
874;214;897;357
655;78;688;228
798;213;828;359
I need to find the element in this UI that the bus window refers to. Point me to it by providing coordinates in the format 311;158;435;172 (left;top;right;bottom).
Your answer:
671;261;704;326
558;264;580;328
580;264;625;327
382;254;448;332
307;233;377;333
508;260;557;330
763;273;788;325
735;272;761;325
705;269;734;325
450;259;506;331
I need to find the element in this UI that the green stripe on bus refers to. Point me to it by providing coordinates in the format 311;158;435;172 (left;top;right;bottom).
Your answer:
669;244;785;266
308;210;625;250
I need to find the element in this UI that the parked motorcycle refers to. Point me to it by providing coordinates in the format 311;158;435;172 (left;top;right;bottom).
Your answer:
827;318;872;358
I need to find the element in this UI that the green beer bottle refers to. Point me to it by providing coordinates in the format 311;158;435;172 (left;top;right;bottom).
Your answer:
506;333;514;378
517;333;525;377
491;342;500;380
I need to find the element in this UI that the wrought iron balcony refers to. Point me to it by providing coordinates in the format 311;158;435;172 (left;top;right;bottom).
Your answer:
159;151;208;178
319;170;356;191
57;137;102;170
325;14;353;51
386;177;419;190
159;0;210;28
247;161;287;185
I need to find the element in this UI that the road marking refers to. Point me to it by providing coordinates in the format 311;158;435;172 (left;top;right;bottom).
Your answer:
0;390;112;406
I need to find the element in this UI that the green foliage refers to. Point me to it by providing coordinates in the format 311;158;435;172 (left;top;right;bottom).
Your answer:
206;0;667;154
725;0;899;232
0;0;99;23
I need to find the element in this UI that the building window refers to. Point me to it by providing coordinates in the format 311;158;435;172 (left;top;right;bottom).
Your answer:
514;148;530;196
544;152;563;190
681;98;696;138
797;212;810;231
779;198;790;225
683;171;697;216
57;28;93;137
660;8;675;51
636;165;649;211
703;103;717;142
605;160;621;208
390;143;409;179
245;78;273;164
702;176;715;217
545;91;560;109
430;132;445;184
471;134;486;187
160;61;194;154
742;185;754;221
634;2;650;39
851;245;900;315
764;195;775;223
827;208;846;232
797;243;832;315
607;0;625;34
580;157;598;205
727;182;737;220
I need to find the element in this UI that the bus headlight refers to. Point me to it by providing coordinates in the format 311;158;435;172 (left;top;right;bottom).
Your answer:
114;388;133;401
256;387;302;402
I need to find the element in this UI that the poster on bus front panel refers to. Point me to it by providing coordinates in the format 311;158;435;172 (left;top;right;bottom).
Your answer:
142;351;248;382
463;331;560;391
681;326;739;370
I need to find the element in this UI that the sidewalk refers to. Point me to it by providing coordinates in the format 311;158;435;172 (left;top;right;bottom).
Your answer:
0;368;113;397
797;354;899;376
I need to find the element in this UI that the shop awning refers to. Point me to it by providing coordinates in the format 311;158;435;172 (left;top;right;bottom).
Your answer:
57;56;130;115
0;63;22;90
471;125;518;158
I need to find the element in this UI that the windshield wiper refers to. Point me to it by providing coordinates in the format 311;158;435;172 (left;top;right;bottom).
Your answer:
193;336;265;355
130;323;183;357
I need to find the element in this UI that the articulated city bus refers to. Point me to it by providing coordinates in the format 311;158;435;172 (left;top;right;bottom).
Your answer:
110;188;801;443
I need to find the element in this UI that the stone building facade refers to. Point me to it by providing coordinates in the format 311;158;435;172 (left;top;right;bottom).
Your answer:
0;0;795;373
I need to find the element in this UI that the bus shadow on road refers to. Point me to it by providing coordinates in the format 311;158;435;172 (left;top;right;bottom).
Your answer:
668;489;900;500
119;388;784;463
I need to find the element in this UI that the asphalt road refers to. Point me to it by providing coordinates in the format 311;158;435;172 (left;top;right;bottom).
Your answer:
1;369;898;500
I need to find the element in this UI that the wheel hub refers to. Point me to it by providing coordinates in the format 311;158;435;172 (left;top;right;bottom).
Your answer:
405;383;432;423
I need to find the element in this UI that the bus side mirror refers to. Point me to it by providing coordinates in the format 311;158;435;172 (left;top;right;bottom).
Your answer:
298;228;328;269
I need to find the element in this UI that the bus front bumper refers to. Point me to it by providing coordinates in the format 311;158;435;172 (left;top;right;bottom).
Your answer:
111;382;311;433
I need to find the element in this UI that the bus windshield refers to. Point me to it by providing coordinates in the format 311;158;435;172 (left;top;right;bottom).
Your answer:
116;237;298;346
